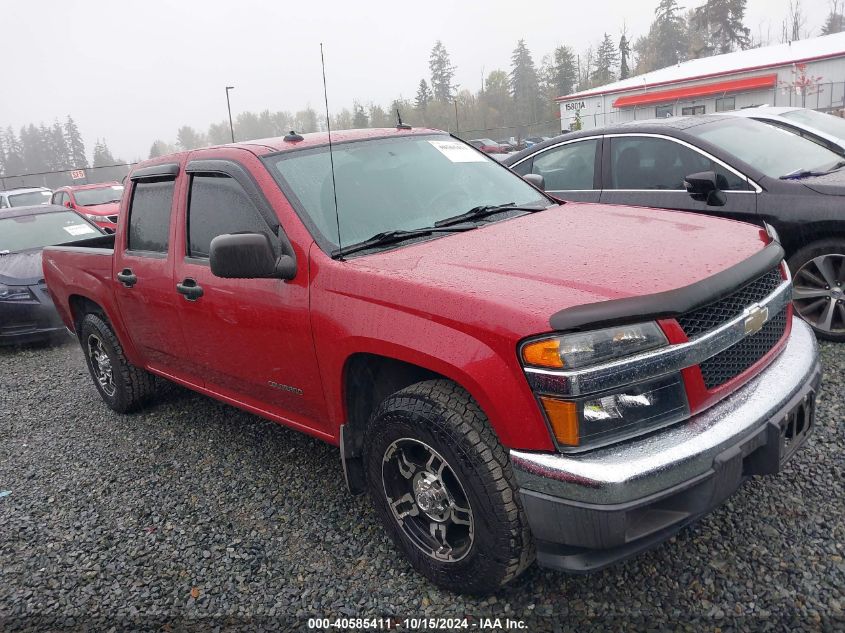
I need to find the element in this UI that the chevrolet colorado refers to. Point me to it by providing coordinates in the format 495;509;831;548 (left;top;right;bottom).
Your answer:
42;128;821;593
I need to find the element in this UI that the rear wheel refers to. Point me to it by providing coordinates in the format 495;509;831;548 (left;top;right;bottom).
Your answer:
789;240;845;342
80;313;156;412
364;380;534;593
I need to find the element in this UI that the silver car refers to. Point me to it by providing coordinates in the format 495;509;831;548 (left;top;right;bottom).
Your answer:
725;106;845;156
0;187;53;209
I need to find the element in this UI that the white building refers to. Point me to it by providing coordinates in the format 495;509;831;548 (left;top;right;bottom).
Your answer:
558;32;845;131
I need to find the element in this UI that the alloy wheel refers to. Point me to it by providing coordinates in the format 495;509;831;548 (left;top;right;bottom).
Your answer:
87;334;116;397
381;438;474;562
793;253;845;335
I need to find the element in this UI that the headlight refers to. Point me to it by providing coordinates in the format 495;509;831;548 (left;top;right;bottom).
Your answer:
83;213;102;223
538;374;690;450
521;322;668;369
0;283;33;301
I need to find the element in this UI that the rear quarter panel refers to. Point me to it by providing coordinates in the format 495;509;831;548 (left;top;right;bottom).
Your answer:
42;246;144;366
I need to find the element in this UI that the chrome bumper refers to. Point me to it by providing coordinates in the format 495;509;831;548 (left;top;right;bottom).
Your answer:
511;316;820;506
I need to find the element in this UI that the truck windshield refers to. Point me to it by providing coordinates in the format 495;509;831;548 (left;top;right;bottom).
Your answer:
8;190;52;207
74;185;124;206
267;135;549;250
689;117;842;179
0;212;99;253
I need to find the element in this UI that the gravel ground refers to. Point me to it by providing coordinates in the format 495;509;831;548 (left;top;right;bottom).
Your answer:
0;336;843;632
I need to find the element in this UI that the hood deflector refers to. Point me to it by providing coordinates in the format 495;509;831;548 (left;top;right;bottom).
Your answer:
549;242;785;332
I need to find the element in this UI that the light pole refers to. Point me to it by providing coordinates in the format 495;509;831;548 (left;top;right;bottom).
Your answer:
454;99;459;135
225;86;235;143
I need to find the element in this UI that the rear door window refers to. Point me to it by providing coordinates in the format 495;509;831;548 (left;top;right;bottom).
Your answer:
186;173;277;259
127;179;175;253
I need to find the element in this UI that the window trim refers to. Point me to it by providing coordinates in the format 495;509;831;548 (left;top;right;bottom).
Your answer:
124;177;177;257
508;135;603;192
603;133;762;194
184;158;295;265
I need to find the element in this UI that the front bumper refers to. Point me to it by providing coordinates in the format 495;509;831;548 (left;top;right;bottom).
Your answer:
0;285;67;346
510;316;821;572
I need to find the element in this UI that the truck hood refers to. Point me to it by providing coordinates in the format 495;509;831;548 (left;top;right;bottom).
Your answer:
343;203;769;337
78;202;120;216
0;249;43;285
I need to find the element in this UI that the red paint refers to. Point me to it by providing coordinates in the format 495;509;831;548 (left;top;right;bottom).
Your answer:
612;74;778;108
42;129;774;453
53;182;123;233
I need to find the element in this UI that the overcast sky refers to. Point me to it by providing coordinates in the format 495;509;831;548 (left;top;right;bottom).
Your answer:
0;0;831;162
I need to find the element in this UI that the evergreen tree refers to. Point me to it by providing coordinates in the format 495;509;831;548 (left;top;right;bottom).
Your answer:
21;124;49;174
822;1;845;34
64;116;88;168
414;79;432;110
92;139;116;168
655;0;687;67
550;46;578;96
619;33;631;79
49;121;71;170
294;107;318;133
701;0;751;54
429;40;456;101
352;102;369;128
176;125;206;150
509;39;540;123
592;33;619;85
3;128;25;176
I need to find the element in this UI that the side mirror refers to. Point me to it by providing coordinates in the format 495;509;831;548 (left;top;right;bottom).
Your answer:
209;233;297;280
523;173;546;190
684;171;726;207
64;201;73;208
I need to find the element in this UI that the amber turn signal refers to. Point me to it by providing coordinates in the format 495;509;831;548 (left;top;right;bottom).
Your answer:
539;396;580;446
522;339;563;368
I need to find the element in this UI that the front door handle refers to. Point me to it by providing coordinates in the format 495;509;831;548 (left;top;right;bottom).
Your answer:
176;278;204;301
117;268;137;288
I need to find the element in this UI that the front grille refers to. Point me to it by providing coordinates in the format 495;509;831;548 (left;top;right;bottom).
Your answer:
698;308;788;389
677;268;783;338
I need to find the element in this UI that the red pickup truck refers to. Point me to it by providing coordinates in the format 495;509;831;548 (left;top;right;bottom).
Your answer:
43;128;821;593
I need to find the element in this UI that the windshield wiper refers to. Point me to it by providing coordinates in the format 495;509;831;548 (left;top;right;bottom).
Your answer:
781;160;845;180
332;223;477;258
434;202;549;227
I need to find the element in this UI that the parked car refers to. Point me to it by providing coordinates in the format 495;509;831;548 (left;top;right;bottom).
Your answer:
723;106;845;156
468;138;507;154
51;182;124;233
0;187;52;209
43;128;819;593
496;139;516;152
524;136;551;147
504;115;845;341
0;205;101;345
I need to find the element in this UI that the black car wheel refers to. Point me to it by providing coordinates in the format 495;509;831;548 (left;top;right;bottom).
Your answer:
789;240;845;342
365;379;534;593
80;313;156;412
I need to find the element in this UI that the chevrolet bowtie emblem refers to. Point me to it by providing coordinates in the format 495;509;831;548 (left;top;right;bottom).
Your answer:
744;305;769;336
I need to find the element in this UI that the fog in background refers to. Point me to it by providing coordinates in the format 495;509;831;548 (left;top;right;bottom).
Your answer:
0;0;831;161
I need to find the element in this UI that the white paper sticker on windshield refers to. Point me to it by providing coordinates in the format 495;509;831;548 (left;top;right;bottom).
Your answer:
428;140;487;163
63;224;96;236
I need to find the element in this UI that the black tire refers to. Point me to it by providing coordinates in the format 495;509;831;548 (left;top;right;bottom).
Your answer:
79;313;156;413
364;379;534;593
788;239;845;342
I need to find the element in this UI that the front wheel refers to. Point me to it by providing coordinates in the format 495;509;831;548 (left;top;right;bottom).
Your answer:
789;240;845;342
364;380;534;593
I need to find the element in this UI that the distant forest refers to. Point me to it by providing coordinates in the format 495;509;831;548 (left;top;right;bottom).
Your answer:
2;0;844;180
